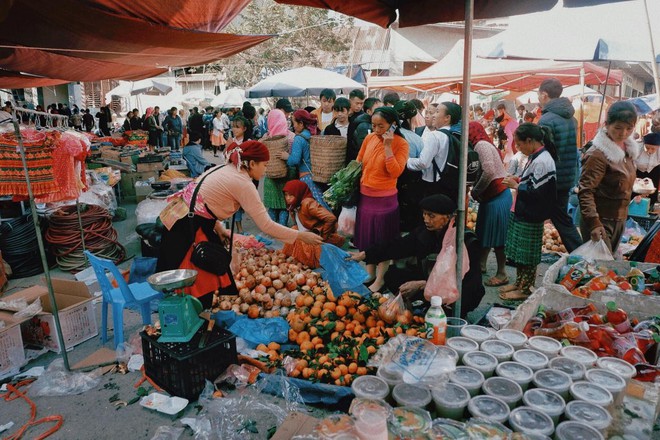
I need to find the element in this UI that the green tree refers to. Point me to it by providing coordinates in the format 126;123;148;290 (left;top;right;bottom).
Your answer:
205;0;353;89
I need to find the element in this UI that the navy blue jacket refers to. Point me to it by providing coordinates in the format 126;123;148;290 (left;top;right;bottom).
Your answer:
539;97;577;192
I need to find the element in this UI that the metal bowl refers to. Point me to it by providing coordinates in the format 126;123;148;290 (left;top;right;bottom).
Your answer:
151;181;171;191
147;269;198;292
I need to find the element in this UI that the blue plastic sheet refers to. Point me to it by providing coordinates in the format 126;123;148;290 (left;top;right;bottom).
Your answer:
228;317;290;346
212;310;246;329
319;244;370;296
258;372;354;407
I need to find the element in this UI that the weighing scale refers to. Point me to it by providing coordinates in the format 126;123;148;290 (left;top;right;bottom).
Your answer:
147;269;204;343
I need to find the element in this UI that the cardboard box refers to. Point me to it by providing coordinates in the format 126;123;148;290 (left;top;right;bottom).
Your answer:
4;279;98;353
137;161;166;173
0;312;26;378
120;171;158;199
271;412;318;440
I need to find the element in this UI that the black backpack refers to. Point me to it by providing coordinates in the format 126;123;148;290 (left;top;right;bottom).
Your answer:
433;129;481;191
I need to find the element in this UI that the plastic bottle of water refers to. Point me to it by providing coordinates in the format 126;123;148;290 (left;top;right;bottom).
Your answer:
425;296;447;345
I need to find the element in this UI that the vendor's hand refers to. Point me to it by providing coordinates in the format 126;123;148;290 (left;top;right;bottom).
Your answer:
276;151;289;160
347;251;366;262
298;231;323;245
399;280;426;297
634;195;642;203
590;226;606;242
214;221;231;243
382;129;394;144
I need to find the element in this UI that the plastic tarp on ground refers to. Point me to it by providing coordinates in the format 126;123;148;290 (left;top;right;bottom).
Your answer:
0;0;270;87
368;38;623;93
274;0;627;29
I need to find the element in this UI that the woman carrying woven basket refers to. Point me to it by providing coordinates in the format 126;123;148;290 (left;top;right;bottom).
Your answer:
276;109;331;211
262;109;295;225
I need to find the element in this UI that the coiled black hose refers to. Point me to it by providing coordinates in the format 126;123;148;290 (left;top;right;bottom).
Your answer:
0;214;44;278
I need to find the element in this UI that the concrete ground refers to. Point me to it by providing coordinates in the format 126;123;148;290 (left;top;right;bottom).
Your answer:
0;147;549;439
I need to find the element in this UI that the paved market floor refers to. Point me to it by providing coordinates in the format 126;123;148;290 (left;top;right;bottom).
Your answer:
1;147;550;439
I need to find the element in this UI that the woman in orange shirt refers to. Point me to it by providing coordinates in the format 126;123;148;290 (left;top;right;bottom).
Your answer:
355;107;409;292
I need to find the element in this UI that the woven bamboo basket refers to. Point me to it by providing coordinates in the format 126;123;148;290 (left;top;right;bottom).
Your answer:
261;135;288;178
310;135;347;183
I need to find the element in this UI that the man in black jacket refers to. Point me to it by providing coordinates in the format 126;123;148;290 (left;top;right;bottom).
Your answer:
348;194;485;319
188;107;205;140
538;78;582;252
346;97;381;163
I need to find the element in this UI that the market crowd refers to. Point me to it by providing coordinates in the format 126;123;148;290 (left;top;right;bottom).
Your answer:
28;77;658;318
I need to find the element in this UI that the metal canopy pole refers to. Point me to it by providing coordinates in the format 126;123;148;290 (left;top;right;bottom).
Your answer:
454;0;474;320
643;0;660;96
9;117;70;371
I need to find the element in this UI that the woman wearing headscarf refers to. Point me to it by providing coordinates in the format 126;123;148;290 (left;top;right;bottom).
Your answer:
469;121;512;286
280;180;345;268
635;132;660;207
157;141;323;308
145;107;159;147
354;106;409;292
276;109;330;210
263;109;295;225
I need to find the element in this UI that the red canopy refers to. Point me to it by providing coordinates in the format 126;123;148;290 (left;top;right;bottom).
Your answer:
0;70;68;88
0;0;269;87
275;0;633;28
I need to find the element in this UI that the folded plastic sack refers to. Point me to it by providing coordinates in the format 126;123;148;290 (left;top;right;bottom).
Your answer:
228;317;289;347
319;244;370;297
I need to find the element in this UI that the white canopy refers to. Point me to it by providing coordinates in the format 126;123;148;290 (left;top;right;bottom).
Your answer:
478;0;660;63
515;84;601;105
248;66;365;98
211;88;247;108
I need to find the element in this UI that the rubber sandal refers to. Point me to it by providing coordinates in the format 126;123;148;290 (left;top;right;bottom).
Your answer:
485;276;509;287
498;290;530;301
498;284;519;293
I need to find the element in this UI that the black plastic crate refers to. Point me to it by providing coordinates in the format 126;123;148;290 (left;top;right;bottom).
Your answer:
141;325;237;400
629;214;659;232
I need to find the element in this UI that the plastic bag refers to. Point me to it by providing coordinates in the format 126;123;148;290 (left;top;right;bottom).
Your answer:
570;239;613;261
79;182;117;215
371;335;455;387
424;220;470;304
377;293;409;325
319;244;369;296
14;298;42;319
29;359;102;396
228;317;289;347
337;206;357;236
150;426;184;440
136;198;169;226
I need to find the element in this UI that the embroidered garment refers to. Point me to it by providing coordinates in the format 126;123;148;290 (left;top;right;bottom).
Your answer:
0;129;58;198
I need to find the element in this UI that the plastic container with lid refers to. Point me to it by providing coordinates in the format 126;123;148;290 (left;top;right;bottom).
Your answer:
512;349;549;371
467;395;510;424
532;369;573;401
548;356;586;381
569;381;613;408
350;398;391;440
554;421;604;440
392;382;432;408
595;356;636;381
376;363;403;391
351;375;390;401
559;345;598;369
495;329;528;349
527;336;563;358
446;337;479;363
482;376;523;409
564;400;612;433
522;388;566;425
480;340;515;363
584;368;627;402
389;406;432;438
508;406;555;437
460;325;494;343
450;366;485;397
431;418;469;439
461;351;498;378
431;382;470;421
495;361;534;391
436;344;460;365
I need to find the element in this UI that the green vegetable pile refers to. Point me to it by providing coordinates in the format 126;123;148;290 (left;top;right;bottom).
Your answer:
323;160;362;209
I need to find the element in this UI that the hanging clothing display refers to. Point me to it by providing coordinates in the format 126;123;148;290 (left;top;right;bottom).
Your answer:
0;129;58;198
35;131;89;203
